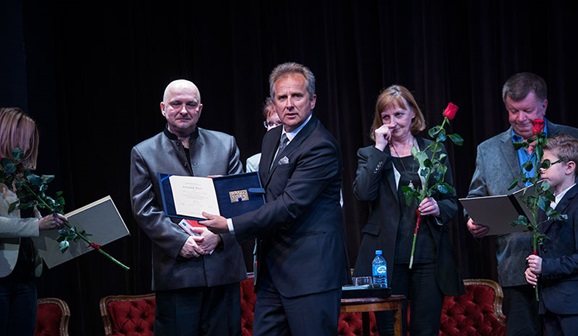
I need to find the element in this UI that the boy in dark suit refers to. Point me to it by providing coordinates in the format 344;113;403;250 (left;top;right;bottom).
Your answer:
525;134;578;335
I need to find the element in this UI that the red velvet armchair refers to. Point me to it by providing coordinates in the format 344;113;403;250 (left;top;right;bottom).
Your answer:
241;277;507;336
99;277;506;336
439;278;506;336
100;293;155;336
35;297;71;336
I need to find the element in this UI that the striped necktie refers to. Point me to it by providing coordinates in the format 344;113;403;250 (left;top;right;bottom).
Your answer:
270;133;289;170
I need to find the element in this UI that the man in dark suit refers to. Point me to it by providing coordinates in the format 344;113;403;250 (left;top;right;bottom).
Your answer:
201;62;350;336
466;72;578;335
130;79;246;336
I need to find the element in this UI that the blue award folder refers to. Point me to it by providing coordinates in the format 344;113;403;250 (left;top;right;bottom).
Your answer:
159;172;265;220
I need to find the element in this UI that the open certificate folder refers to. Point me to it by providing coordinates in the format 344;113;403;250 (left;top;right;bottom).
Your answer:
32;196;130;269
159;172;265;220
459;186;535;236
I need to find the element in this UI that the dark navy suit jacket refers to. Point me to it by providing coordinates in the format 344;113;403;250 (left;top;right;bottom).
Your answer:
538;184;578;315
232;116;350;298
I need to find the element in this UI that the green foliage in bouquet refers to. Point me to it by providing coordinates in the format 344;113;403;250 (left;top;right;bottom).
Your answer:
509;119;566;300
0;148;129;270
401;102;463;268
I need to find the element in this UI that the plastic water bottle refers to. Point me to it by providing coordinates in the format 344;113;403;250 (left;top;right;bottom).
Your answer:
372;250;388;288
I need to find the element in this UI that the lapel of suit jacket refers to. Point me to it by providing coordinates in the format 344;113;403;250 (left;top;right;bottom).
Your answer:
546;119;561;138
384;146;399;204
384;136;428;205
259;125;282;185
542;184;578;233
498;129;526;189
262;116;318;186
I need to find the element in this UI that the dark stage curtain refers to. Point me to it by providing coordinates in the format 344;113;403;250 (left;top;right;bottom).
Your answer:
2;1;577;334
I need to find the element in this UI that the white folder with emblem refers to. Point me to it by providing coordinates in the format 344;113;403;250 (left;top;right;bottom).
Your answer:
159;172;265;221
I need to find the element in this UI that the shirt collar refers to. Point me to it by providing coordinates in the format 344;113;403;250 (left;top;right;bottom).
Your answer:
511;118;549;143
282;114;312;142
163;125;199;141
555;183;576;204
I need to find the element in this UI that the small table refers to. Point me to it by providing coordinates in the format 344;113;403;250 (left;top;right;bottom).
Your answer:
340;295;405;336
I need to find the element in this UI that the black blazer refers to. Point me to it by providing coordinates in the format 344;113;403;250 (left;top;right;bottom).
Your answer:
352;137;465;296
232;116;350;298
538;184;578;315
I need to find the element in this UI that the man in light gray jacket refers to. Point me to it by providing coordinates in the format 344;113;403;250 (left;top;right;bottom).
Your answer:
466;72;578;336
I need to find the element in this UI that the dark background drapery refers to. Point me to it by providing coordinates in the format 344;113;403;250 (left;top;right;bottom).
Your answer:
2;1;577;334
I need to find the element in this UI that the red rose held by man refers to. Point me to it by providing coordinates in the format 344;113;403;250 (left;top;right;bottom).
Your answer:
532;119;545;135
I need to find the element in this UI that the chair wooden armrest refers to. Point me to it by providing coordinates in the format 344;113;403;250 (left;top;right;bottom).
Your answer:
99;293;156;336
35;297;71;336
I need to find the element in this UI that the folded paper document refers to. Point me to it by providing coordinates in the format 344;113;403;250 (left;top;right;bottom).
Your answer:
459;186;536;235
159;172;266;220
33;196;130;268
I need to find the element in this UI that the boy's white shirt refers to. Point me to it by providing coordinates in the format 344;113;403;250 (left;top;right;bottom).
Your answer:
551;183;576;209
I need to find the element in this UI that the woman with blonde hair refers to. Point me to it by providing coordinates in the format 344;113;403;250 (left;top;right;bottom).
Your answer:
352;86;464;335
0;107;67;335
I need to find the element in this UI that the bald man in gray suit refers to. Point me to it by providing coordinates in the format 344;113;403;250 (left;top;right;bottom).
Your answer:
130;79;246;336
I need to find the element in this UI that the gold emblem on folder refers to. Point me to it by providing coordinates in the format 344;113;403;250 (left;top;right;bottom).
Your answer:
229;190;249;203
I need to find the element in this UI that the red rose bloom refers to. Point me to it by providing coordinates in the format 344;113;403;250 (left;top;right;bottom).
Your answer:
532;119;545;135
443;102;458;120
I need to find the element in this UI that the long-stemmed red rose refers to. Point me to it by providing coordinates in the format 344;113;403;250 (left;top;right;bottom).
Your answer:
0;148;130;270
402;102;463;269
443;102;459;120
510;119;565;301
